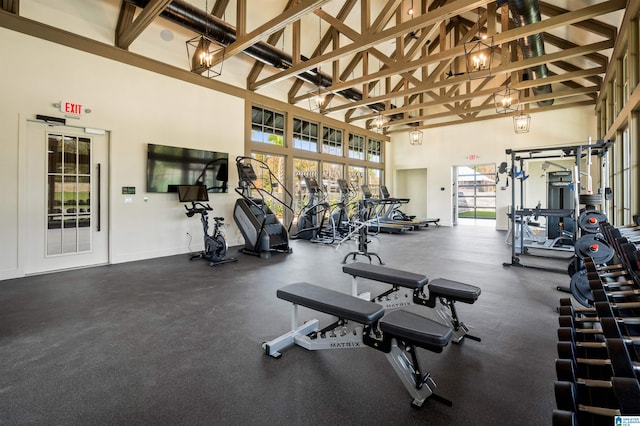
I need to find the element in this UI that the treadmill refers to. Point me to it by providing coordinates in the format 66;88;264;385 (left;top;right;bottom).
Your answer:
379;185;438;228
360;185;412;234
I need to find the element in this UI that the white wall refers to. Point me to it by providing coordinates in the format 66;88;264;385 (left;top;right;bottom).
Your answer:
390;107;598;229
0;28;245;280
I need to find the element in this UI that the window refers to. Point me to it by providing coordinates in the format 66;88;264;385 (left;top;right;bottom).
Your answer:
367;138;382;162
348;134;365;160
622;127;631;224
293;158;319;215
251;106;285;145
348;165;366;206
247;104;386;214
367;168;383;197
322;162;343;205
250;152;287;220
322;125;343;156
623;52;629;105
293;117;319;152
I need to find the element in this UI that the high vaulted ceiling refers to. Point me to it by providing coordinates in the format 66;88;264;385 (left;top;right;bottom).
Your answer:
4;0;626;134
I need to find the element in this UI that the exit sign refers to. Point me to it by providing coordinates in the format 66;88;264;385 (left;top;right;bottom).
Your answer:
59;100;83;116
468;154;477;160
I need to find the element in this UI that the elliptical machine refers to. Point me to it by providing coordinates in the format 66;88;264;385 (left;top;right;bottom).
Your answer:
294;176;333;243
329;179;357;239
178;184;237;266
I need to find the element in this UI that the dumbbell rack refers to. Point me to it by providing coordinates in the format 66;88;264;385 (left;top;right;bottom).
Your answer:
553;222;640;425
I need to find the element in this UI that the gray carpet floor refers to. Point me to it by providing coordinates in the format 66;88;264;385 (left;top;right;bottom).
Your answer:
0;224;571;425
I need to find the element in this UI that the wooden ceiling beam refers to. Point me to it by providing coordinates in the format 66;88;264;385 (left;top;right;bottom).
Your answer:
544;32;608;66
539;1;617;39
251;0;626;90
386;100;594;132
250;0;494;90
287;0;357;102
368;0;404;34
115;2;136;47
386;86;597;127
327;38;613;114
211;0;230;18
275;0;622;99
116;0;172;50
1;0;19;14
222;0;332;61
248;0;299;87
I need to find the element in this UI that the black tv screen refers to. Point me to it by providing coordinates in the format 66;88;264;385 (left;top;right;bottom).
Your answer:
147;144;228;193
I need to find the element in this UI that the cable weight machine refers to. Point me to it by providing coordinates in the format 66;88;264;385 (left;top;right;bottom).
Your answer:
503;139;612;273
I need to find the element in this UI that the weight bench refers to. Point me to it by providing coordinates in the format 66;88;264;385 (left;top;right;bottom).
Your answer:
342;262;481;343
263;282;454;408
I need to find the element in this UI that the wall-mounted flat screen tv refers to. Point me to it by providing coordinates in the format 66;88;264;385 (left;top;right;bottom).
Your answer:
147;143;228;193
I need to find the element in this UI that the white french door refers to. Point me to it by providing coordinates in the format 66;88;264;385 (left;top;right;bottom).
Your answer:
24;121;109;274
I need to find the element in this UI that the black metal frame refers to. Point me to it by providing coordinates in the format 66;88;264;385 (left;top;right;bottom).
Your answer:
502;140;612;273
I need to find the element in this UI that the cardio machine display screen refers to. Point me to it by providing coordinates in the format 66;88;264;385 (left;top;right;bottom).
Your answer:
146;144;228;193
177;185;209;202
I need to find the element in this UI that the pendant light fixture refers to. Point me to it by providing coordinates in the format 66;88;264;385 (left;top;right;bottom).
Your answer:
408;123;423;145
494;85;519;114
186;0;224;78
513;106;531;134
464;8;493;79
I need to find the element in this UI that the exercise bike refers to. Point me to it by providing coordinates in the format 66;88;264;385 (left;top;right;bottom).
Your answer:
185;201;237;266
178;184;237;266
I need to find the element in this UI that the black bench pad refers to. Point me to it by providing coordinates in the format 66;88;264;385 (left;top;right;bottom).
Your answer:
342;262;428;289
380;310;452;348
428;278;481;304
277;282;385;325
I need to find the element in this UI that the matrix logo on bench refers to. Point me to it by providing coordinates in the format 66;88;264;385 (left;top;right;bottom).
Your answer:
384;301;412;309
330;342;362;348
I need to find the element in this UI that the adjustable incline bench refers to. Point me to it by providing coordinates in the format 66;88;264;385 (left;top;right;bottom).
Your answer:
263;282;454;408
342;262;481;343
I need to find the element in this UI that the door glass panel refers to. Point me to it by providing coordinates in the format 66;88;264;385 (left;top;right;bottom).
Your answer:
64;136;78;174
48;135;63;173
78;137;91;174
457;164;496;220
47;132;92;256
62;215;78;254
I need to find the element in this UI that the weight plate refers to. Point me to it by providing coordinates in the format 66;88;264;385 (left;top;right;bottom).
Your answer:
577;210;608;234
567;257;584;278
574;234;615;264
579;193;602;206
570;269;594;307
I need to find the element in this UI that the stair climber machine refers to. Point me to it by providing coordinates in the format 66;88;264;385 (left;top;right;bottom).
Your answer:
233;156;294;259
293;176;333;244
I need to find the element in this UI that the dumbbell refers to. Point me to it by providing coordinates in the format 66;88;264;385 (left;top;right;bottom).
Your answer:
552;409;576;426
554;380;621;422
